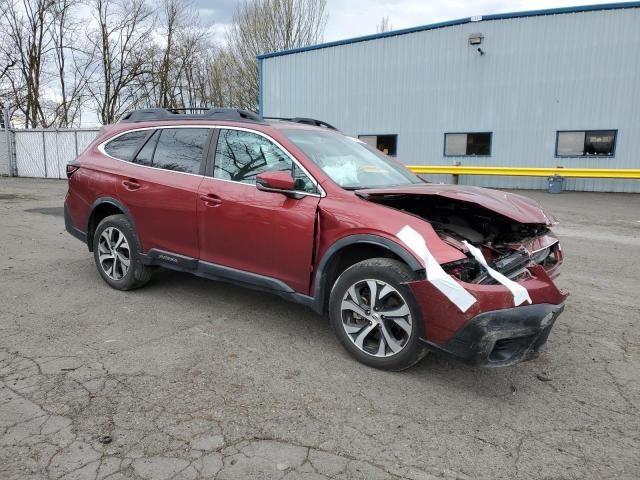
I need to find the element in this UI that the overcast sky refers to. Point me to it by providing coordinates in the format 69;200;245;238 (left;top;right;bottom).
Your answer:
200;0;616;45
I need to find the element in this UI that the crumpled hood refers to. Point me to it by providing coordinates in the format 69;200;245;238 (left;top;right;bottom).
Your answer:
355;183;556;225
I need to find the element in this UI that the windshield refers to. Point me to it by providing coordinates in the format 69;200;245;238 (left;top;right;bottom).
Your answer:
283;129;423;189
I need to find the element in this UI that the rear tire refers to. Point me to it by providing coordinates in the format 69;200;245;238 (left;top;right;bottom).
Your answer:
328;258;427;370
92;214;152;291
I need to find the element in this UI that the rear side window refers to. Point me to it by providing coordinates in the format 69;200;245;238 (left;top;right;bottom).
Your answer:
153;128;210;174
104;131;148;160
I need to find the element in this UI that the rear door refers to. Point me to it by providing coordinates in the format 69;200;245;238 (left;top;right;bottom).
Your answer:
114;127;212;259
197;127;321;294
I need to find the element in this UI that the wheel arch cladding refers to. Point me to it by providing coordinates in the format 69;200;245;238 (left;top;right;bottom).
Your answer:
313;234;424;314
86;198;136;252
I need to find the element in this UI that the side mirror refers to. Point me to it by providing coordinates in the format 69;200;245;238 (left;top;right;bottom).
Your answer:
256;171;296;194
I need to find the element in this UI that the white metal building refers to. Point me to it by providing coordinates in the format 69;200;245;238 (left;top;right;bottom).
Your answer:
259;2;640;192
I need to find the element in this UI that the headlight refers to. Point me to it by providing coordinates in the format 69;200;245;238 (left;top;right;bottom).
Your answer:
530;247;551;264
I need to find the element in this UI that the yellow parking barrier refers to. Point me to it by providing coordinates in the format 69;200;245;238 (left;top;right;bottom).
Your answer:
407;166;640;179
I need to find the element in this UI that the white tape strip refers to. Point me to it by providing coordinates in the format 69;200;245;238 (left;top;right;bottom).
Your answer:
463;241;532;307
397;226;477;313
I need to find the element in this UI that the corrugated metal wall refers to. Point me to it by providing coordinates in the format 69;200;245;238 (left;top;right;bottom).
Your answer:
262;7;640;192
13;129;99;179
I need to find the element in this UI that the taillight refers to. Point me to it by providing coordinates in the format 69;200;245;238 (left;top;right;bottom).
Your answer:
66;162;80;178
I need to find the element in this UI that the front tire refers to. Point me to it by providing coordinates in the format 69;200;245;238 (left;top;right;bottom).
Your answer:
92;214;152;290
328;258;427;370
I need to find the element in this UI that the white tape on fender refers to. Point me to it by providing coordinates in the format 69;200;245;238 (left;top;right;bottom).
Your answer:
397;226;477;313
463;241;532;307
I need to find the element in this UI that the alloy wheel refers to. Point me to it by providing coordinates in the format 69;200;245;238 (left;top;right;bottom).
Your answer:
340;279;413;357
98;227;131;280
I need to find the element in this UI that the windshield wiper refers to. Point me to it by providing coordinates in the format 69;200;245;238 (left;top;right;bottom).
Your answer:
343;183;416;191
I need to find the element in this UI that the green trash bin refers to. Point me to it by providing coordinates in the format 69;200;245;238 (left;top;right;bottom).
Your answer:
548;175;564;194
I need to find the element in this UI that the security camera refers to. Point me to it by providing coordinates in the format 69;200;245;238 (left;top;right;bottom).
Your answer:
477;47;485;55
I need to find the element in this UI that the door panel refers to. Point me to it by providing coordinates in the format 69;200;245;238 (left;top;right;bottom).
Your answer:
114;128;210;259
198;128;321;294
118;169;203;258
197;178;319;294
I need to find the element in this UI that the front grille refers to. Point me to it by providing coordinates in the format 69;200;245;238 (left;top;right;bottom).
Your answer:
475;250;531;284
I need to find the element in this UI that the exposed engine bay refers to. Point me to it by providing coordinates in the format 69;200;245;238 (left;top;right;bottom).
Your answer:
360;194;562;284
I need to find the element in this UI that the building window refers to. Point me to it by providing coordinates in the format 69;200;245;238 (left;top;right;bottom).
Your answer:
444;132;491;156
358;134;397;156
556;130;616;157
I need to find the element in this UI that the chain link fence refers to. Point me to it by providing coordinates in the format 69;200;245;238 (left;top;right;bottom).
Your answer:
0;122;100;179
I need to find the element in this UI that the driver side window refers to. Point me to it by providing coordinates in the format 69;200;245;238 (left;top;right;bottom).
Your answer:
213;129;317;193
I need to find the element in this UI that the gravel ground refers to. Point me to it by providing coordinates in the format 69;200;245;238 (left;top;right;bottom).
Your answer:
0;177;639;480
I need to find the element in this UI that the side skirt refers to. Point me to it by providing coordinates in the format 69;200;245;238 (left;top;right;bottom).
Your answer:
139;249;319;311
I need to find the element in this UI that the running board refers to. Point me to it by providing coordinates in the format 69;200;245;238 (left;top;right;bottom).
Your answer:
142;249;198;272
139;249;318;311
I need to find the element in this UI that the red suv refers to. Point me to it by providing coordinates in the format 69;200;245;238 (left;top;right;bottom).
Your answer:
65;108;567;370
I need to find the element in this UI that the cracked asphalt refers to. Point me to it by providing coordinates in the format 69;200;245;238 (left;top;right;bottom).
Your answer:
1;177;639;480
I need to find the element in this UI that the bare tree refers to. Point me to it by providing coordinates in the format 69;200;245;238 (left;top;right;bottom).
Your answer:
0;0;88;126
48;0;89;127
225;0;328;110
85;0;154;124
157;0;180;107
0;0;19;111
1;0;328;126
120;0;217;111
156;0;214;109
1;0;57;127
174;31;213;108
203;49;237;108
376;16;392;33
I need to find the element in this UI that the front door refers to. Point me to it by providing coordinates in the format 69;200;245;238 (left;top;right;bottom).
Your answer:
197;128;320;294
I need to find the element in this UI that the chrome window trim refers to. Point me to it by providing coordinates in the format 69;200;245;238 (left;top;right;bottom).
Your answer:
97;125;326;197
97;126;206;178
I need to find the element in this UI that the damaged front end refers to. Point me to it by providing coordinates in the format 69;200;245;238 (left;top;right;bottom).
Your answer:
358;185;568;367
438;223;563;285
357;185;563;285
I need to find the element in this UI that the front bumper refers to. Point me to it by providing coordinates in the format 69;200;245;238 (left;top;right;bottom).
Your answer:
408;264;568;367
419;302;564;367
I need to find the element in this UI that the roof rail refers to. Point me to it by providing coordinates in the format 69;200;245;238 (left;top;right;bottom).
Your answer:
118;108;265;124
263;116;337;130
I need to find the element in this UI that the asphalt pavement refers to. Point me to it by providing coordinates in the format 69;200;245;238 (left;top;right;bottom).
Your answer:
1;177;639;479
